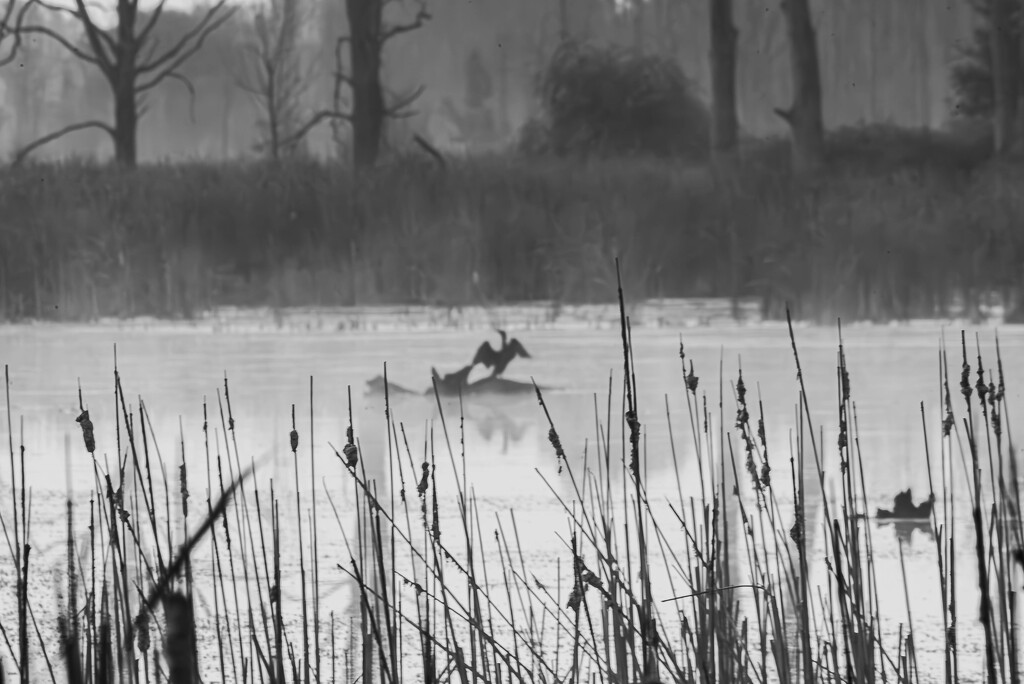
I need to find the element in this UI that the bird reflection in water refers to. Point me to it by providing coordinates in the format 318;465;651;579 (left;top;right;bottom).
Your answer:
877;519;934;545
470;404;530;454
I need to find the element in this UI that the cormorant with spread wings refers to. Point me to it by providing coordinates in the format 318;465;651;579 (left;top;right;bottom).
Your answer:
472;330;531;377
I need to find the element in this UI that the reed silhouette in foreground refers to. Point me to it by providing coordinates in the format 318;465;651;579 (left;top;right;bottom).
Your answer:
0;285;1021;682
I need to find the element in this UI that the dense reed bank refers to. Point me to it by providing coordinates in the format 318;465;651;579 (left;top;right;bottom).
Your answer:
0;274;1021;682
0;126;1016;322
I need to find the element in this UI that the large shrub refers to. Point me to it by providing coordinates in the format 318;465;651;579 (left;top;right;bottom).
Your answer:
521;41;710;160
949;0;1021;120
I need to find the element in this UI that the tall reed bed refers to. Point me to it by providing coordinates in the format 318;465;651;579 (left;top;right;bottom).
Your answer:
0;280;1021;682
0;129;1020;322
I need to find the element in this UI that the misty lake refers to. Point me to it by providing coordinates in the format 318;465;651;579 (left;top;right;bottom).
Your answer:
0;317;1019;682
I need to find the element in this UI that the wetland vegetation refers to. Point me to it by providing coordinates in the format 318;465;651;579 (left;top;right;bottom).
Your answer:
0;283;1020;683
0;125;1018;324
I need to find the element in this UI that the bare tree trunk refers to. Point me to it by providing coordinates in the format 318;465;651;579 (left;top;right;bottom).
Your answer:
1019;4;1024;145
497;35;509;136
776;0;824;174
991;0;1020;153
112;79;138;165
113;0;137;165
347;0;385;168
19;0;233;167
709;0;738;174
268;74;281;159
632;1;643;52
221;82;232;159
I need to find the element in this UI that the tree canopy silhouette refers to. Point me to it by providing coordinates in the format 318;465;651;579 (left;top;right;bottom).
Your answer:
17;0;236;166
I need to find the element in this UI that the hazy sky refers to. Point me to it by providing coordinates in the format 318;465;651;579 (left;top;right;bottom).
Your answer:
80;0;257;27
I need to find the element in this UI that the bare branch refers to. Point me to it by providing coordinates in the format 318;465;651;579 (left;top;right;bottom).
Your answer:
0;0;14;27
331;35;353;94
31;0;102;22
138;32;162;66
136;12;234;91
134;68;197;124
0;0;34;69
379;3;429;43
135;0;168;47
277;109;352;149
73;0;114;70
32;0;118;59
19;24;102;66
413;133;446;169
384;84;424;118
138;0;233;76
158;70;198;123
12;120;114;166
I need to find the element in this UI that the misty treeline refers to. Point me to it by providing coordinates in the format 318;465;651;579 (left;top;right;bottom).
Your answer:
0;0;1007;169
0;0;429;167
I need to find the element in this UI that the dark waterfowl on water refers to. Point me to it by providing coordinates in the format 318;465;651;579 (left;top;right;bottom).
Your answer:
875;489;935;520
473;329;531;377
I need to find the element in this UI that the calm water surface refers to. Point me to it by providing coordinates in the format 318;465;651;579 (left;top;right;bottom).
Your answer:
1;321;1022;682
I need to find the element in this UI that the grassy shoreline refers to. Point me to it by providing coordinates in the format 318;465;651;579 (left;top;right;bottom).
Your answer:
0;128;1020;323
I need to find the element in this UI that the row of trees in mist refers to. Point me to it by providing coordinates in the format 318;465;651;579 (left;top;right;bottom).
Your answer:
0;0;1020;171
0;0;429;167
706;0;1023;172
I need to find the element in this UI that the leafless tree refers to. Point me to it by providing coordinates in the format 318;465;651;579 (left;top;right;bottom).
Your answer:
342;0;429;168
235;0;426;166
237;0;316;159
708;0;738;174
16;0;236;166
0;0;30;68
775;0;824;173
988;0;1021;153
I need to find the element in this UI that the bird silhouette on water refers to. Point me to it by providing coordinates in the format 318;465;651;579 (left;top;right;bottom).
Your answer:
473;329;531;377
369;331;533;396
875;488;935;520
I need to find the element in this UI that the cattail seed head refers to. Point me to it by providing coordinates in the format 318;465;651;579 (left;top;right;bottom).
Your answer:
342;442;359;468
960;359;972;400
135;611;150;653
685;361;699;394
76;410;95;454
416;463;429;496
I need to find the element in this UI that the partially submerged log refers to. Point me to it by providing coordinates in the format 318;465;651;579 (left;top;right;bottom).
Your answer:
365;374;543;398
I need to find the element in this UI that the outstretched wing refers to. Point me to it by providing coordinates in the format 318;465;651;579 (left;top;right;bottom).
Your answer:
473;341;497;367
508;339;531;359
449;364;474;385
